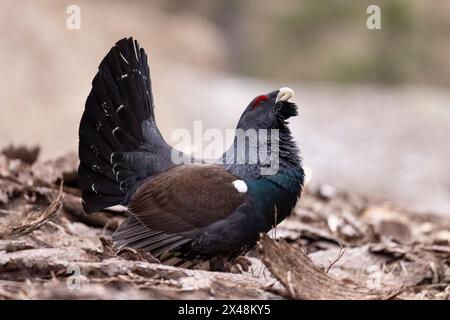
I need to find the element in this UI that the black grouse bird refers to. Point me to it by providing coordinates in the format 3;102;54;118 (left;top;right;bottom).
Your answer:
78;37;304;267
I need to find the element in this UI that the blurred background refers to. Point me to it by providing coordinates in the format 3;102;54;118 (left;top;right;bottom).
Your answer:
0;0;449;214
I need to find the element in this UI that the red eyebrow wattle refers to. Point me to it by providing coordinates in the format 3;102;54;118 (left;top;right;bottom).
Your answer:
252;95;268;108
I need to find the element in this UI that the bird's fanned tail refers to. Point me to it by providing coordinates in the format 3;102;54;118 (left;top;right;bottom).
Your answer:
78;37;172;214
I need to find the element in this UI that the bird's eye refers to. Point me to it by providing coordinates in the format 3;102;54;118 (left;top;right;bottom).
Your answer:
252;95;268;109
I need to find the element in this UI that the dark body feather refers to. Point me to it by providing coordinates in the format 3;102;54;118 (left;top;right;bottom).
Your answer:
78;37;304;265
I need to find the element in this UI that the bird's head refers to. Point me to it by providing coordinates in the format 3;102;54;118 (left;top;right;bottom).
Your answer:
236;87;298;130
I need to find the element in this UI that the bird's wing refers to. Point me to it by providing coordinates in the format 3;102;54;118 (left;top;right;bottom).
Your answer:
127;164;248;234
78;37;181;213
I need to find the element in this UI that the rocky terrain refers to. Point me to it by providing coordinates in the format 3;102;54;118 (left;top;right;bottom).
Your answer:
0;147;449;300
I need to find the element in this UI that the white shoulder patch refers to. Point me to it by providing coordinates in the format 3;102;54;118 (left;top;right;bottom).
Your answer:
232;180;248;193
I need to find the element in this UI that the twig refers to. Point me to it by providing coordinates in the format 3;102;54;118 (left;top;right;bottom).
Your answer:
0;182;64;238
326;243;346;273
272;206;278;239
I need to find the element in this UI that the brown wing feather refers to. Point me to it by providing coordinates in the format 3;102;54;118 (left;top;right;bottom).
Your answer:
127;164;247;234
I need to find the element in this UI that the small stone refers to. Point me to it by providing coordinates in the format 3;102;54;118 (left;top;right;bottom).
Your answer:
318;184;337;200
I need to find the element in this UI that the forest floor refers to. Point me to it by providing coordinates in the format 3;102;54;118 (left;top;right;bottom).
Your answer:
0;147;449;300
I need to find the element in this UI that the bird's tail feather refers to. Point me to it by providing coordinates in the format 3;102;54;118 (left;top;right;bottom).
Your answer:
78;37;162;213
113;215;193;262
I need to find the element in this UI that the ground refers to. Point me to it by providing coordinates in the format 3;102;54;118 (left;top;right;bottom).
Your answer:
0;148;449;300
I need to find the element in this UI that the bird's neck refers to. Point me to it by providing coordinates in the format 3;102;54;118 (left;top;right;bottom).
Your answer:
222;125;303;179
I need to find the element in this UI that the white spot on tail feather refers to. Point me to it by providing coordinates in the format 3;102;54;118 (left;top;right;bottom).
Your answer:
119;52;129;64
232;180;248;193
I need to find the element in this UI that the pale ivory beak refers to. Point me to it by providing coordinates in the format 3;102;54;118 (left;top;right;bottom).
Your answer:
276;87;294;103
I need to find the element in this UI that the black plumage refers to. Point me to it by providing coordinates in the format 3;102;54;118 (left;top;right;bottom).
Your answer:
78;37;304;266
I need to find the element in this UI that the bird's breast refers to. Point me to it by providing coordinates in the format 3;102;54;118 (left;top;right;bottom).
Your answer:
245;171;303;225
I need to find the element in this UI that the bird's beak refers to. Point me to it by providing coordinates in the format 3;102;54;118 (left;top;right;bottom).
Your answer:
276;87;294;103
